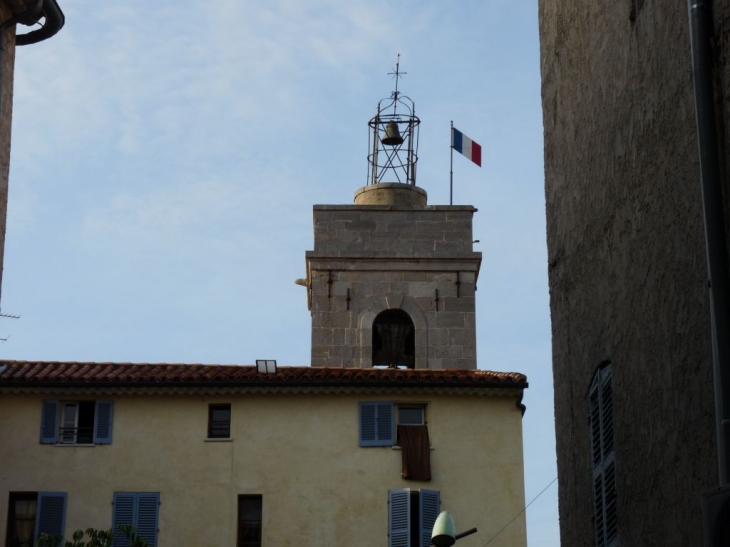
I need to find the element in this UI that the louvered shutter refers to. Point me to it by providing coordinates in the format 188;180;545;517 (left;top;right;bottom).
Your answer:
136;493;159;547
593;473;605;546
603;461;618;544
601;377;614;458
360;402;377;445
112;493;137;547
40;400;59;444
376;402;394;444
35;492;67;542
419;490;440;547
589;388;601;467
360;401;394;446
94;400;114;444
590;365;618;547
389;489;410;547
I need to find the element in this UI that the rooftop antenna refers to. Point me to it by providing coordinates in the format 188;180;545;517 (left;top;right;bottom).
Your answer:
367;54;420;186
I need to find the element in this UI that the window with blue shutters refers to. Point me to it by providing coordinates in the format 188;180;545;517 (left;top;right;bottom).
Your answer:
359;401;395;446
6;491;69;547
40;399;114;445
35;492;67;542
388;489;440;547
590;363;618;547
112;492;160;547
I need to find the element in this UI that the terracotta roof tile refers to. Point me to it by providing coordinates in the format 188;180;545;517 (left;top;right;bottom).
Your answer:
0;360;527;389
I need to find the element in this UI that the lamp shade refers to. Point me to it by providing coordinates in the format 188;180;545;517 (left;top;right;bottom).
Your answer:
431;511;456;547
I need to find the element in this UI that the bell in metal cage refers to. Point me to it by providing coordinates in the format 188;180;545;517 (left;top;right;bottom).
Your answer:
381;121;404;146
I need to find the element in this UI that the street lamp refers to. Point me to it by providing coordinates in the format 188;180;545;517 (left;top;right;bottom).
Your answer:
431;511;477;547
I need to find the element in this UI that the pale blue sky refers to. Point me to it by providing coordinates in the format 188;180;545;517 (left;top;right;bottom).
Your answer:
4;1;558;545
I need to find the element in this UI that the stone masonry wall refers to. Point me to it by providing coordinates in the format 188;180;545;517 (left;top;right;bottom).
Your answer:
0;2;16;304
540;1;723;545
312;205;475;255
306;205;481;369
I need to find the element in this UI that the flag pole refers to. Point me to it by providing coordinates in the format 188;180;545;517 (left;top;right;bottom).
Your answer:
450;120;454;205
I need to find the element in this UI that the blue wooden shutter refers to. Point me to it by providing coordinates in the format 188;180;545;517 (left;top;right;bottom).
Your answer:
94;400;114;444
419;489;440;547
600;374;614;458
35;492;67;542
388;489;410;547
40;400;59;444
112;493;137;547
135;493;160;547
590;365;618;547
376;402;394;444
359;402;394;446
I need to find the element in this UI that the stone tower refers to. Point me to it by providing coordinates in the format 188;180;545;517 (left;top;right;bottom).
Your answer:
304;73;481;370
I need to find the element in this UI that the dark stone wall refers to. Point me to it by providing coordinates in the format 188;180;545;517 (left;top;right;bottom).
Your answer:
0;2;15;304
540;1;724;545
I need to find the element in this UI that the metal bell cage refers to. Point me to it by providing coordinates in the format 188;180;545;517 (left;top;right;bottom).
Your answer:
367;93;420;186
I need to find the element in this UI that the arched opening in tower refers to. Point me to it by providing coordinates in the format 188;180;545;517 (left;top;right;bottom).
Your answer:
372;309;415;368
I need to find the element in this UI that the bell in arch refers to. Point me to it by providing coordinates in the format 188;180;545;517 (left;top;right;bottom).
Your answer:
381;121;404;146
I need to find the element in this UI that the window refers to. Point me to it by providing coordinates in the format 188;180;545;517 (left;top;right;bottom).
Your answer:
398;405;425;426
111;493;159;547
360;402;431;480
373;309;415;368
40;400;113;445
359;402;395;446
388;489;439;547
590;364;618;547
359;402;428;446
5;492;67;547
237;495;262;547
396;405;430;481
208;404;231;439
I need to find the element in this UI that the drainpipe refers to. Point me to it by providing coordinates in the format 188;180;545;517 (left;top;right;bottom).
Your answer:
0;0;41;104
0;0;63;303
0;0;65;100
15;0;64;46
688;0;730;486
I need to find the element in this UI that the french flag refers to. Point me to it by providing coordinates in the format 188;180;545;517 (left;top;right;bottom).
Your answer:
451;127;482;167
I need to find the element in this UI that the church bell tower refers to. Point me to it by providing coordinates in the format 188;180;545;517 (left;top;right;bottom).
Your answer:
304;60;481;370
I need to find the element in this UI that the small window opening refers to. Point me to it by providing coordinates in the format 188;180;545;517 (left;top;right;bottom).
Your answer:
208;404;231;439
6;492;37;547
373;309;415;368
409;490;420;544
399;405;425;426
238;495;262;547
60;401;95;444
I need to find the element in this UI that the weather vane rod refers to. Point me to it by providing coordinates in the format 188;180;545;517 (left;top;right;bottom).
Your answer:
387;53;406;114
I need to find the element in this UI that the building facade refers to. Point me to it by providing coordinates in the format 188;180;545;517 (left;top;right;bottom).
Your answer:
0;361;527;547
1;173;528;546
539;2;730;545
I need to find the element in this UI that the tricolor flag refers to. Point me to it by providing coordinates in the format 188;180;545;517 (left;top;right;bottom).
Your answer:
451;127;482;167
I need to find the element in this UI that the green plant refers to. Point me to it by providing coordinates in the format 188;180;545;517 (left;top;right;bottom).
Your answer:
36;525;149;547
114;525;150;547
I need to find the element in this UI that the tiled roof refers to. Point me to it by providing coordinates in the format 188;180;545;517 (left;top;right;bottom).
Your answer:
0;361;527;390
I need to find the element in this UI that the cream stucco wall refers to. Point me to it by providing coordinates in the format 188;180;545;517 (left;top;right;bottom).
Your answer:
0;391;526;546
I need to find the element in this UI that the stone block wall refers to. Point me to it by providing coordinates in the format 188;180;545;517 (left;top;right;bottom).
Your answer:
306;205;481;369
312;205;476;256
539;1;725;545
0;2;16;304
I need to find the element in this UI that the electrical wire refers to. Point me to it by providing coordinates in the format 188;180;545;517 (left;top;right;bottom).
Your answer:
482;476;558;546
